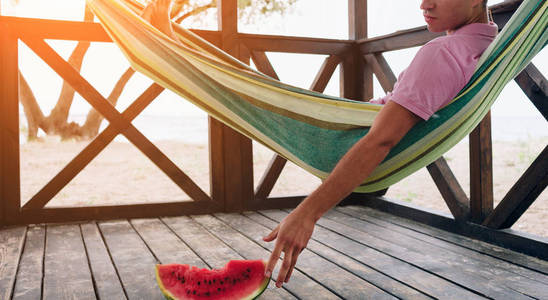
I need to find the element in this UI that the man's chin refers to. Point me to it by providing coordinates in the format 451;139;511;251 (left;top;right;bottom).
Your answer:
426;25;445;33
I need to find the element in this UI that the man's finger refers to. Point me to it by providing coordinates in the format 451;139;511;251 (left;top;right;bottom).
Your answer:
265;242;282;278
276;250;292;288
285;249;300;283
263;224;280;242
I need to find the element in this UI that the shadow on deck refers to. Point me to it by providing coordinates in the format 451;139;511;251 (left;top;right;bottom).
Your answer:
1;205;547;299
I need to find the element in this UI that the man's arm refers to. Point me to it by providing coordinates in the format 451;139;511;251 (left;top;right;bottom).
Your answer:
263;100;421;287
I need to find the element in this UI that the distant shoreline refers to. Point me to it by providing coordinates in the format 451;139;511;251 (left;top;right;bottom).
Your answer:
19;113;548;144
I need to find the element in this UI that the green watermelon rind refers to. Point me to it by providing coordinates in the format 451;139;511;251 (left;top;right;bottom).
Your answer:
242;272;270;300
155;261;271;300
155;265;177;300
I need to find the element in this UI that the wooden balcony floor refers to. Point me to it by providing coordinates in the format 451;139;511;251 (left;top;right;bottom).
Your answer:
1;205;547;299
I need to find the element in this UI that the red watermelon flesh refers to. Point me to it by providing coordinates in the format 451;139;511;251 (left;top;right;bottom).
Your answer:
156;260;270;300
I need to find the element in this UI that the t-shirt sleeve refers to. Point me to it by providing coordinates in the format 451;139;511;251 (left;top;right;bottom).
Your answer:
388;42;466;120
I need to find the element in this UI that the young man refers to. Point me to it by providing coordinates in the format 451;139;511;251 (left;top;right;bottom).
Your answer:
143;0;497;287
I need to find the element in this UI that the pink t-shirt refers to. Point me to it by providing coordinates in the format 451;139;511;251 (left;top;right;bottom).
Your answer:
370;22;498;120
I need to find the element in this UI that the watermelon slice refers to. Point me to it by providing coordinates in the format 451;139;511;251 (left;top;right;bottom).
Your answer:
155;260;270;300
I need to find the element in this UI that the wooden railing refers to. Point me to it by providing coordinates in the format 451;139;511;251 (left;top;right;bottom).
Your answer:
0;0;546;258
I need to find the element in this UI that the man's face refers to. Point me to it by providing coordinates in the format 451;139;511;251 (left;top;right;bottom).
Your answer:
420;0;481;33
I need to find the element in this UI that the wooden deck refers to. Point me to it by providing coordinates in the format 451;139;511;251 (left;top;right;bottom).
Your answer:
1;205;547;300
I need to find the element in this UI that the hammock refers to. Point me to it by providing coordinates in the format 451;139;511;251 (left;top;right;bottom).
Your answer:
86;0;547;192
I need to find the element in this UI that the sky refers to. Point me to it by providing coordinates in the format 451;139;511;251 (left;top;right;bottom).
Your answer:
2;0;547;127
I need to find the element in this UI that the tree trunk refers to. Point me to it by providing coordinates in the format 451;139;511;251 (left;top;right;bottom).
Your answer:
19;71;46;140
80;67;136;138
44;4;94;133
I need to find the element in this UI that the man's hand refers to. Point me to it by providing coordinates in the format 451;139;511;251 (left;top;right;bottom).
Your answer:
261;100;421;288
263;208;316;287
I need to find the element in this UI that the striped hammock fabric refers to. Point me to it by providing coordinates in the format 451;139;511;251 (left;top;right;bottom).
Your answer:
86;0;547;192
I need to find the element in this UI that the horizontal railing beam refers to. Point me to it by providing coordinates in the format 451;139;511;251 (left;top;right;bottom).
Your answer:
239;33;353;55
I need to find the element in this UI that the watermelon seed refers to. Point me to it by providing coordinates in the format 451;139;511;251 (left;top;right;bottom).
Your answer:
220;281;223;285
193;290;196;295
197;281;201;286
217;288;221;292
247;268;251;273
213;279;216;283
206;292;210;296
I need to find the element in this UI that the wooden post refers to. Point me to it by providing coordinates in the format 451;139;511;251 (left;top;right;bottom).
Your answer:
0;21;21;226
469;112;494;223
344;0;372;100
209;0;253;212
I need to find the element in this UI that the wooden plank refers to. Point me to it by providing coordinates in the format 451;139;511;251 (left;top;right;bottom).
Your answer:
212;213;344;299
13;225;45;300
1;16;112;42
0;22;21;225
254;154;287;201
514;63;548;121
469;112;494;223
43;224;95;299
130;218;207;267
483;145;548;229
20;37;212;208
348;0;372;99
99;220;163;299
188;215;297;300
209;3;254;212
340;52;360;100
310;55;340;93
0;226;26;300
356;195;548;260
248;196;304;211
258;210;484;299
162;215;241;269
358;26;442;54
348;0;367;40
240;33;352;55
162;215;295;299
17;201;222;227
343;205;548;275
338;206;548;284
246;211;431;299
364;54;397;92
0;16;221;45
318;209;546;299
208;117;226;208
250;50;279;80
24;84;164;210
426;157;470;221
80;222;126;300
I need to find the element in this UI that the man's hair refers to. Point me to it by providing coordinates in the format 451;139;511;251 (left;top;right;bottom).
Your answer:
483;0;488;7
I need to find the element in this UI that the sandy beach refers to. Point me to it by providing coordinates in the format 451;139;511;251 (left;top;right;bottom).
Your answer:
19;135;547;238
